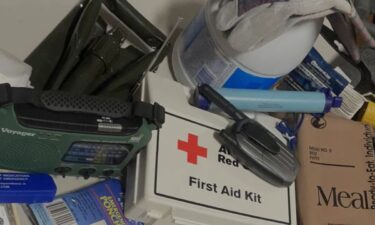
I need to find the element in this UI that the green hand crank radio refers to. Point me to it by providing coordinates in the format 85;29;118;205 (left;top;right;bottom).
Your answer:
0;84;164;178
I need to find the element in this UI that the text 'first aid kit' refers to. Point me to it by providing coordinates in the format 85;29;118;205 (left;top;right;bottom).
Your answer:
125;75;297;225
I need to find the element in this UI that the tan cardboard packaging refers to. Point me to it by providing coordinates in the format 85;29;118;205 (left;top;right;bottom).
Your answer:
296;115;375;225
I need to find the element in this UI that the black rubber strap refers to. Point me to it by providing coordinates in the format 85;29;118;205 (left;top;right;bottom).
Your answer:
133;102;165;128
0;84;39;106
0;84;165;127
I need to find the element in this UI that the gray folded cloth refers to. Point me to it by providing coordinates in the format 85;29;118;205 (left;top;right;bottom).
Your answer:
216;0;285;31
328;13;361;62
327;0;375;62
216;0;354;52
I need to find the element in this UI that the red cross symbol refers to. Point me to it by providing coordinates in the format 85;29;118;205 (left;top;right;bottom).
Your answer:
178;133;207;165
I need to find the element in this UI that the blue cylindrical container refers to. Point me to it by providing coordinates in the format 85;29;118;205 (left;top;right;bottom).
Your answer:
172;0;323;89
195;88;342;113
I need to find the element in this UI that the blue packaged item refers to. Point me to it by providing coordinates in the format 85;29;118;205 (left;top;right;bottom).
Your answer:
281;48;365;119
127;219;144;225
29;179;138;225
288;48;350;95
0;173;56;204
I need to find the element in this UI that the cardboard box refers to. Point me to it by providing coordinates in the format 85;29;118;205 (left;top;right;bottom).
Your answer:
297;115;375;225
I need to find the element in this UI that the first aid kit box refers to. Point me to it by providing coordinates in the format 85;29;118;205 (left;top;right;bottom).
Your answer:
125;75;297;225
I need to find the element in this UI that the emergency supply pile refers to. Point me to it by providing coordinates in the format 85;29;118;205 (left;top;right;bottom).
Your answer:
0;0;374;225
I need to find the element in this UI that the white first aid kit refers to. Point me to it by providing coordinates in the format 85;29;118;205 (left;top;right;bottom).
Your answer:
125;75;297;225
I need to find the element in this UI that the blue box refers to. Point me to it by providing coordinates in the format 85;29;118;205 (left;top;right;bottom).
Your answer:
0;173;56;204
